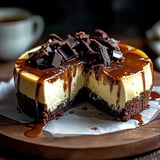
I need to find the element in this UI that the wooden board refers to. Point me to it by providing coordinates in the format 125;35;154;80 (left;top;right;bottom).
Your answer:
1;115;160;160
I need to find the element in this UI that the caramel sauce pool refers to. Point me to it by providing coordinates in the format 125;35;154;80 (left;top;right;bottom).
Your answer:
150;91;160;100
24;123;45;138
131;91;160;126
132;113;143;126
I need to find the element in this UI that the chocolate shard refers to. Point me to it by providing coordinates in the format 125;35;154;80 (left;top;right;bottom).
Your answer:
51;50;63;67
26;29;124;70
73;40;93;57
99;45;111;66
103;38;120;51
36;58;44;65
112;50;124;60
66;34;77;48
57;43;77;61
90;39;103;52
71;40;80;49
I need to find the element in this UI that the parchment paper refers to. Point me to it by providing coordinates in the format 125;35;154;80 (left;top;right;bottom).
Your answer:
0;77;160;137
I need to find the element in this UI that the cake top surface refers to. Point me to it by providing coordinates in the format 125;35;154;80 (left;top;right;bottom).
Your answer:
15;29;153;80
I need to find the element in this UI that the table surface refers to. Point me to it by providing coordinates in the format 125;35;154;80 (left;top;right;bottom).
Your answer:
0;35;160;160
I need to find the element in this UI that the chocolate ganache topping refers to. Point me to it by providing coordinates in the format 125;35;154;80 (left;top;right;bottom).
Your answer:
26;29;124;69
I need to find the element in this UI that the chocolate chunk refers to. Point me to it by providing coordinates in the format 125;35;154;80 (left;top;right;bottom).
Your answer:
36;58;44;65
74;40;94;57
51;51;63;67
71;40;80;49
66;34;76;47
57;43;77;61
99;46;111;66
90;39;103;52
26;29;124;70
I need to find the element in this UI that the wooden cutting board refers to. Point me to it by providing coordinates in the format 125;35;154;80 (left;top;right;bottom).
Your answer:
1;114;160;160
0;71;160;160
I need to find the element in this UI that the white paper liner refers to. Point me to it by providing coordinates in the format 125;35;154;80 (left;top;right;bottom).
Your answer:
0;77;160;137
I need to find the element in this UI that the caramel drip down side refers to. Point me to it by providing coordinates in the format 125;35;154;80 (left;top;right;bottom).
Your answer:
150;61;154;90
116;83;121;105
141;71;146;107
63;68;72;99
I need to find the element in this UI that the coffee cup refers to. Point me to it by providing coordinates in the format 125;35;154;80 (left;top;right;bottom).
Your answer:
0;7;45;61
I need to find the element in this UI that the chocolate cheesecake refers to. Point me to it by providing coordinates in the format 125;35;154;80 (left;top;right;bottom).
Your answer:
14;29;154;122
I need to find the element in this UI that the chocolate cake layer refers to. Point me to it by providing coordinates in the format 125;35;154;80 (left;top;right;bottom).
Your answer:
16;92;73;122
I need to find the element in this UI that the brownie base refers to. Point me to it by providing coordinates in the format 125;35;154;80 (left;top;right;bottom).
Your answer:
16;92;73;122
86;88;151;121
16;87;151;122
73;87;151;121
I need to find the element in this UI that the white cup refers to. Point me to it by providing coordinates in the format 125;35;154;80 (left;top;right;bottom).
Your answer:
0;7;45;61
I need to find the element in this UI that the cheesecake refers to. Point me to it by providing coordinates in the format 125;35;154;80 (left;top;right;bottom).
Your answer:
14;29;154;122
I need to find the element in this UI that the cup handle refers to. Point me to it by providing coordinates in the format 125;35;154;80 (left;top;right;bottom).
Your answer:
31;15;45;45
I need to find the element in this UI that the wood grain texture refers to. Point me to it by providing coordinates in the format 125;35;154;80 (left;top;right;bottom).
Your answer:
0;111;160;160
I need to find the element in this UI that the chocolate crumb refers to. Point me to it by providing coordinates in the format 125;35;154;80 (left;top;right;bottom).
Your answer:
69;109;75;114
81;105;88;110
55;117;59;120
91;127;98;130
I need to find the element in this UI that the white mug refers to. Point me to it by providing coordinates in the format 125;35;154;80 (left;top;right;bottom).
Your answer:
0;7;45;61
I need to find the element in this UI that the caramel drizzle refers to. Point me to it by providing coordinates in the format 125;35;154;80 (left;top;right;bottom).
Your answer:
116;83;121;105
15;59;82;114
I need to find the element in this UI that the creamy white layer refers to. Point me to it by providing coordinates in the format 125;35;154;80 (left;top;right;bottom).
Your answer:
87;63;153;110
15;48;85;111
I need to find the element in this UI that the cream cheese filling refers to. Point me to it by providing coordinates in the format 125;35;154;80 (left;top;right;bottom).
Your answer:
87;63;153;110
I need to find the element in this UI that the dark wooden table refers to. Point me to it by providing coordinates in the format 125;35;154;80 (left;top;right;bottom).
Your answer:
0;35;160;160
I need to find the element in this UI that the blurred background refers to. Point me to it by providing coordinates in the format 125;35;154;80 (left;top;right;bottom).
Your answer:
0;0;159;37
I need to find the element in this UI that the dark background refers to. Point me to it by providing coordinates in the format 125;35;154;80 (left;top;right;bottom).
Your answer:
0;0;160;37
